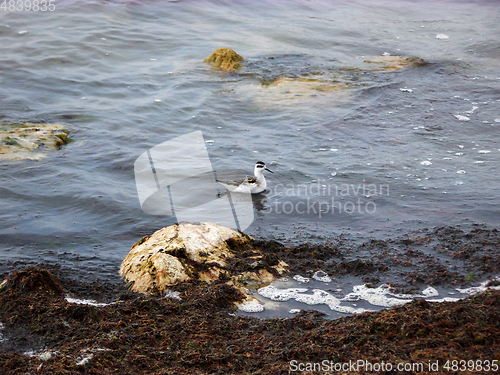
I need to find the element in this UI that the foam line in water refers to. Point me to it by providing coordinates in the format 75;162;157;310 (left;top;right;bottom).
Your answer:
456;277;500;295
255;280;495;315
65;297;113;307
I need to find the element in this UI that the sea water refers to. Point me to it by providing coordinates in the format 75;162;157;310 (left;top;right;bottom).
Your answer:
0;0;499;317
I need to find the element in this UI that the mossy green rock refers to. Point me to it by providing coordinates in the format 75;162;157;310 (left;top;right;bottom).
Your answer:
0;123;70;161
204;48;244;71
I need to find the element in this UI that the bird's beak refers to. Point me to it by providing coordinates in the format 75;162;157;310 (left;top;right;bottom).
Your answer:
265;167;273;173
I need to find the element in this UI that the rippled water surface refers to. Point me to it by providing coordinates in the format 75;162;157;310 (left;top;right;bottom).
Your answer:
1;0;499;284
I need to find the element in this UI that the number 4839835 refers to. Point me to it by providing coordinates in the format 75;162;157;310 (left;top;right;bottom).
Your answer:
1;0;56;11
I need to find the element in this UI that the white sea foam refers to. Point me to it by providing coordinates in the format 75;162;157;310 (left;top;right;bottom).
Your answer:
258;282;457;316
258;286;308;302
312;270;332;283
254;275;500;318
74;348;110;366
390;286;439;299
348;284;437;308
76;354;93;366
427;297;461;302
454;114;470;121
293;275;310;284
39;350;58;361
456;277;500;295
165;290;182;300
238;300;265;313
465;106;478;114
259;285;365;314
420;161;432;166
65;297;111;307
436;34;449;39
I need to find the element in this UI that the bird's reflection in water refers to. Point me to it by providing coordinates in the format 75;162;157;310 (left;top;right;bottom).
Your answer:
252;192;270;213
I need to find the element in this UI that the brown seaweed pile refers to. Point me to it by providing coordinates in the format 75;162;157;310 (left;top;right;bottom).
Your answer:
1;265;499;374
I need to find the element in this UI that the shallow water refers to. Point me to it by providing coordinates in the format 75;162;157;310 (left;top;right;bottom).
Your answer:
1;0;499;315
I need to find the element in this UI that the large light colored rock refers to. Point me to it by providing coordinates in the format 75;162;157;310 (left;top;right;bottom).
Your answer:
0;123;70;161
120;222;287;296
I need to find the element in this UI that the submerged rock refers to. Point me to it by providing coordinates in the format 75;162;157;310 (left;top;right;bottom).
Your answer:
0;123;70;161
265;75;350;102
120;222;288;297
361;55;428;71
211;51;427;108
204;48;244;71
234;74;351;108
267;76;349;92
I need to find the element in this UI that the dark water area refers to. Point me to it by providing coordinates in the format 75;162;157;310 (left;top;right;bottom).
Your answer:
1;0;499;318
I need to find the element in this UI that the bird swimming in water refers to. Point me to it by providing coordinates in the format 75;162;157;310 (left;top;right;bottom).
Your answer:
217;161;273;194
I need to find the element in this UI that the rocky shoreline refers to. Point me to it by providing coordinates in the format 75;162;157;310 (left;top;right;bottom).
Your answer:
1;225;500;374
0;268;499;374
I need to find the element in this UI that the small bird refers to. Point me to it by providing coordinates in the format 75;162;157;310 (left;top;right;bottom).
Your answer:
218;161;273;194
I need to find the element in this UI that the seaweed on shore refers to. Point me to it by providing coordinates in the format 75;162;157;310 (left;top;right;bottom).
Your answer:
1;266;500;374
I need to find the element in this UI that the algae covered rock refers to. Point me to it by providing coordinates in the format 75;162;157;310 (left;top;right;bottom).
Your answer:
362;55;428;72
204;48;244;71
120;222;288;296
0;123;70;161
